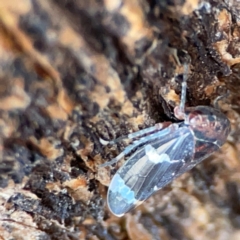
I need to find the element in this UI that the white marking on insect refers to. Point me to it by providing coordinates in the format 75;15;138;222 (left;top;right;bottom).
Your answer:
145;145;170;163
99;138;110;145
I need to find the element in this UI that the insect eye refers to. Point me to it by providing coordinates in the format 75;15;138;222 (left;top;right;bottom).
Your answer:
215;125;222;132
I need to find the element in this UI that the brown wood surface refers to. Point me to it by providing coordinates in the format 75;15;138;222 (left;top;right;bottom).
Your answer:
0;0;240;239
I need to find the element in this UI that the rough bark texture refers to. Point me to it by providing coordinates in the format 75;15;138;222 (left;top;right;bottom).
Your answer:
0;0;240;239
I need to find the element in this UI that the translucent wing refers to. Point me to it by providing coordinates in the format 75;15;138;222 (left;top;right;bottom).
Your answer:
107;125;195;216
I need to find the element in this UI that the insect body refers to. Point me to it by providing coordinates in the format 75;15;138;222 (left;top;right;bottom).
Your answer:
101;66;230;217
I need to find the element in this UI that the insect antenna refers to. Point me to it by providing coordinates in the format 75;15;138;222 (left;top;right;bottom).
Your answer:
174;63;189;120
179;64;188;114
213;90;230;109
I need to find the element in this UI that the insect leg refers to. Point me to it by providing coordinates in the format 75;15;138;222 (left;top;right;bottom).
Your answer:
99;124;179;167
99;141;142;167
99;122;172;146
179;64;188;113
213;90;230;109
127;122;172;139
174;64;188;120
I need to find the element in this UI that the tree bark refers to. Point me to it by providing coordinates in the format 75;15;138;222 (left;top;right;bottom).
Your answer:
0;0;240;239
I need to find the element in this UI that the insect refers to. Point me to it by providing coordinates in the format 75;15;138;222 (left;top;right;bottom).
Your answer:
100;65;230;217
